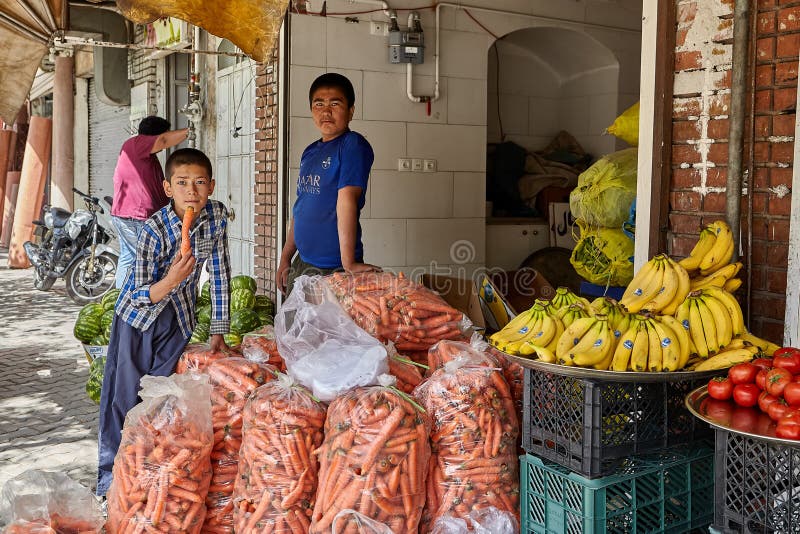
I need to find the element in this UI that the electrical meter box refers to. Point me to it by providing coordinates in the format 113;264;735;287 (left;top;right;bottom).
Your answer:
389;29;424;64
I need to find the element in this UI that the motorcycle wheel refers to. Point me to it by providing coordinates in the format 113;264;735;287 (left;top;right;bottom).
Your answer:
65;252;118;305
33;267;56;291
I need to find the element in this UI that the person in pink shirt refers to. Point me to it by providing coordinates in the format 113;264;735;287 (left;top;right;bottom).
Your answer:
111;116;189;288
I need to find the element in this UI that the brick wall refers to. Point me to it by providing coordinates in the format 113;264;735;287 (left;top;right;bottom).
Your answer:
669;0;794;342
253;48;280;295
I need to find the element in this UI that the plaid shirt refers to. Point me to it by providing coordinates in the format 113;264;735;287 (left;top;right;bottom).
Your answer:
116;199;231;338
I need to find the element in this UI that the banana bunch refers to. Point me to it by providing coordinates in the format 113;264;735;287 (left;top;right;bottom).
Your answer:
590;297;631;337
689;262;742;291
548;286;590;312
488;300;564;360
553;301;593;328
556;314;617;369
678;220;734;276
610;314;689;372
675;287;745;359
736;331;781;356
619;254;690;314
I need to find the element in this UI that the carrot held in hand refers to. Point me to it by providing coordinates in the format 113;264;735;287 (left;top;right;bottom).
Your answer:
181;206;195;256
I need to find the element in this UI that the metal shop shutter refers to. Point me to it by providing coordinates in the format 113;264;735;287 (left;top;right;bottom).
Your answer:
88;78;130;199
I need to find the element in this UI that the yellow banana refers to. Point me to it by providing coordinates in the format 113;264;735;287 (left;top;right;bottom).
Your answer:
703;287;745;337
620;256;660;304
629;321;651;371
693;348;755;371
556;316;596;363
522;343;557;363
660;258;691;316
688;299;710;359
679;227;717;271
660;315;691;370
676;299;698;356
738;332;781;356
695;297;720;354
699;220;734;274
700;293;733;349
643;257;681;313
724;278;743;293
572;318;614;367
691;262;742;291
621;256;667;313
489;308;534;346
545;316;565;354
645;319;663;372
721;338;749;351
611;318;640;371
536;314;558;347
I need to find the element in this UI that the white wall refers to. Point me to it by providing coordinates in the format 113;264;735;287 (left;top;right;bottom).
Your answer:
287;0;643;277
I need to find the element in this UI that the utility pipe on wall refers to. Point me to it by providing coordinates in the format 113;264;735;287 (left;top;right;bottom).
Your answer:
726;0;751;262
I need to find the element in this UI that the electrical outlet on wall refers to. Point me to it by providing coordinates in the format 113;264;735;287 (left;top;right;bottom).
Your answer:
398;158;412;172
412;159;423;172
423;159;437;172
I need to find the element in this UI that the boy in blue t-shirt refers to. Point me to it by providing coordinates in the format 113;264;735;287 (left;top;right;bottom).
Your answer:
277;72;378;294
96;148;231;496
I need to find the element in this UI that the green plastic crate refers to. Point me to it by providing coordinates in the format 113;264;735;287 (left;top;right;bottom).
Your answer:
520;445;714;534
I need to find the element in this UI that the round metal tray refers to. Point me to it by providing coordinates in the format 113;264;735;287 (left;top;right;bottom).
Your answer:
685;385;800;447
499;352;725;383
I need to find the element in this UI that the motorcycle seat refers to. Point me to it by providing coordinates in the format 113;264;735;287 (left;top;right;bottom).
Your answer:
51;207;72;227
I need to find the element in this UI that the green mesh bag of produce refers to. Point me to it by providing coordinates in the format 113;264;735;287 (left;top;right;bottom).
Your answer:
569;148;637;228
570;221;634;286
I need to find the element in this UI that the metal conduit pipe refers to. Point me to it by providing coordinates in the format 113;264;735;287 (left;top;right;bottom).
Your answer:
726;0;751;262
746;0;758;329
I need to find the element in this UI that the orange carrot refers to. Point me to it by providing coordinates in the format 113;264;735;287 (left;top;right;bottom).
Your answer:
174;343;239;374
181;206;195;256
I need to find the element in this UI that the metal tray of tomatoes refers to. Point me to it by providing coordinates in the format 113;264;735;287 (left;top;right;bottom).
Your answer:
685;385;800;446
502;352;725;383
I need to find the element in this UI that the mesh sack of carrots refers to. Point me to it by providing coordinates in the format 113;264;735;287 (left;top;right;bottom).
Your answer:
231;372;326;533
385;342;426;394
413;357;520;531
240;325;286;371
106;374;214;534
0;470;104;534
324;272;468;352
175;343;239;374
202;358;277;533
331;509;393;534
310;375;431;534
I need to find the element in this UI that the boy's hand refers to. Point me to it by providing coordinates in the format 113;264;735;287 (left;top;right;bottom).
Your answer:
209;334;229;352
166;252;196;288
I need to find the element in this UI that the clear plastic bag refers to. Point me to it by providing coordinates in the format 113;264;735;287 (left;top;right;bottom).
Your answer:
240;325;286;371
0;470;104;534
106;374;214;534
310;376;431;534
203;358;277;532
431;507;519;534
324;272;469;352
331;510;394;534
274;275;389;401
232;373;326;533
426;333;493;374
413;357;520;532
175;343;239;374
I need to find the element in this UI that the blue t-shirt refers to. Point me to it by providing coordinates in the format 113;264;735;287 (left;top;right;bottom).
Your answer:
293;130;374;269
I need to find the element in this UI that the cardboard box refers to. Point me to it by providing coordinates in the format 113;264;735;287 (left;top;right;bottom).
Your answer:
549;202;576;250
420;274;486;331
489;268;556;318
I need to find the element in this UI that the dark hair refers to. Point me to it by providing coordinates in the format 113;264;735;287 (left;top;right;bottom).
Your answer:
308;73;355;109
138;116;171;136
165;148;213;182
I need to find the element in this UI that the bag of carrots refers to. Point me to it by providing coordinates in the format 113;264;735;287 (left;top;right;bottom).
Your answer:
426;333;495;374
232;373;326;533
274;275;388;401
431;507;518;534
310;375;431;534
331;510;393;534
486;346;525;422
0;470;104;534
240;325;286;371
202;358;277;533
106;374;214;534
385;342;426;394
413;357;520;532
324;272;469;352
175;343;239;374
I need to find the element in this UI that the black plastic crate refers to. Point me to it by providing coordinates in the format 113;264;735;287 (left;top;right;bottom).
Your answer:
713;429;800;533
522;368;712;478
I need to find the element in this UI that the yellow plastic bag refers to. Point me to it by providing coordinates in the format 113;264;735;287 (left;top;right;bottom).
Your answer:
570;221;634;287
569;148;637;228
606;102;640;147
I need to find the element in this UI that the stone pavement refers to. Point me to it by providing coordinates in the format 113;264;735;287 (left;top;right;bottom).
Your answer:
0;248;99;494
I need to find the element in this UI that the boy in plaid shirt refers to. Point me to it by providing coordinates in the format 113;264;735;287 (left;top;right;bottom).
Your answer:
96;148;231;496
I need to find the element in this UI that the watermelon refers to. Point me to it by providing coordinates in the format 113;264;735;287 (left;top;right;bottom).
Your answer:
230;288;256;312
85;356;105;404
254;295;275;316
256;309;273;326
79;303;105;320
224;333;242;347
197;281;211;306
101;309;115;330
89;335;106;346
196;304;212;325
190;322;210;343
231;309;260;335
101;289;121;311
230;275;257;293
74;313;103;343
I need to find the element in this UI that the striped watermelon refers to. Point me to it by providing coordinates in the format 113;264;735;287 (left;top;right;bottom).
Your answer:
224;333;242;347
230;289;255;312
75;304;104;343
101;309;114;330
101;289;120;311
230;275;257;293
231;309;260;335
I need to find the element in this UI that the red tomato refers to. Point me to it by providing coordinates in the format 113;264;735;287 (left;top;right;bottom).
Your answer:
751;358;774;370
768;399;795;422
730;406;759;432
773;347;800;358
708;377;733;400
766;368;793;397
733;383;760;408
728;363;759;385
784;383;800;407
776;424;800;440
759;392;779;413
779;411;800;426
756;369;769;390
772;354;800;375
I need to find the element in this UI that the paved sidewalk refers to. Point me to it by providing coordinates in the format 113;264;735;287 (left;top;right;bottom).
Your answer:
0;248;99;493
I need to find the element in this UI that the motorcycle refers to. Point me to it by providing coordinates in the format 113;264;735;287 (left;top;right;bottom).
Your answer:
24;187;119;304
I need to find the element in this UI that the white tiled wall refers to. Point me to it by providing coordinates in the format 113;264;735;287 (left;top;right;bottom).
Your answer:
286;0;642;275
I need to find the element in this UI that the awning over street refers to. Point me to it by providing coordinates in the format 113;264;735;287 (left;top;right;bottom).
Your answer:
0;0;65;124
115;0;290;62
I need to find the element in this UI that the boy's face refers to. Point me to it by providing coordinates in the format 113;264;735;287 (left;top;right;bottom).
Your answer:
311;86;354;142
163;163;215;219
